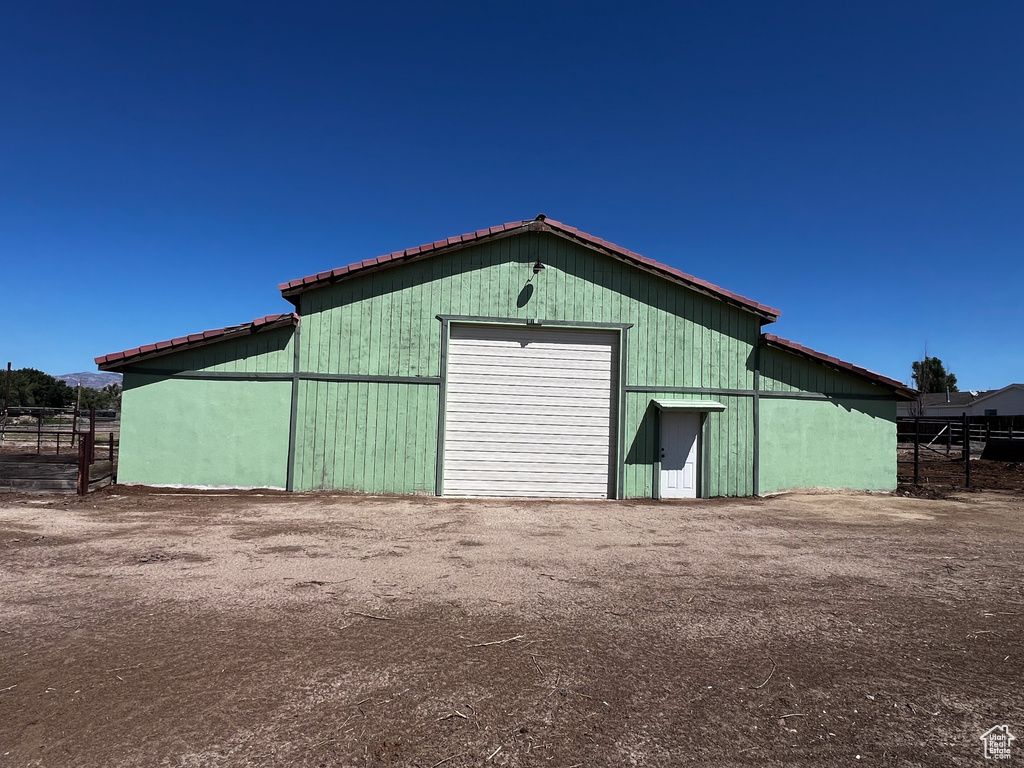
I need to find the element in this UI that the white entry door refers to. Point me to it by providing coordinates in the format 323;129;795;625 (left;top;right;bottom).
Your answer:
660;412;700;499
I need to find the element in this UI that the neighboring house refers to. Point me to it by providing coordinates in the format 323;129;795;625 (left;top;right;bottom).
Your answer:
897;384;1024;418
96;215;914;498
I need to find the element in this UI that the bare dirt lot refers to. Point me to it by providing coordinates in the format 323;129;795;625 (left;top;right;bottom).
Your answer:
897;448;1024;493
1;488;1022;767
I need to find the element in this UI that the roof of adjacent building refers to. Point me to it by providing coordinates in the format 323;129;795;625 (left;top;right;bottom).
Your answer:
760;333;917;400
95;313;298;370
278;215;782;321
915;391;987;407
908;383;1024;410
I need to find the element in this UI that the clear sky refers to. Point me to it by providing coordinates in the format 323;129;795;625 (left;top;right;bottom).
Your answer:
2;1;1021;390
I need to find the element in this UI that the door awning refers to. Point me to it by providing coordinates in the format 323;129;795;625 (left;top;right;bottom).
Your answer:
653;399;727;412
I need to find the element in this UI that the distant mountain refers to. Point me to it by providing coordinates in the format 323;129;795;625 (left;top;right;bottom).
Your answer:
55;372;123;390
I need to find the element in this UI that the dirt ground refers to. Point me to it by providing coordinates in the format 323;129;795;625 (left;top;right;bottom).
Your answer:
897;449;1024;494
1;487;1022;767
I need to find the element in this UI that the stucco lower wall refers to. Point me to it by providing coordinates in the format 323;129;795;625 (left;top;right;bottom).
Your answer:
759;398;897;494
119;374;291;488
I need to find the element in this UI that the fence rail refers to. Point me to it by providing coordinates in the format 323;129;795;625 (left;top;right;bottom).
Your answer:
897;414;1024;489
0;407;118;494
0;406;119;455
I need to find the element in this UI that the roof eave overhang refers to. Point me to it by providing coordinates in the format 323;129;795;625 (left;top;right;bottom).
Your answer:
95;314;299;372
760;334;917;401
538;225;780;323
278;223;532;304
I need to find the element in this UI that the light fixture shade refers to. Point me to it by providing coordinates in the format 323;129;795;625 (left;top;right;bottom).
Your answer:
532;259;545;274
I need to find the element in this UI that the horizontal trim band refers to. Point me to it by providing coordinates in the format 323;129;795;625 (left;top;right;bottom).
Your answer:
626;385;897;402
123;369;894;399
437;315;633;330
625;386;754;397
301;373;442;385
123;367;441;385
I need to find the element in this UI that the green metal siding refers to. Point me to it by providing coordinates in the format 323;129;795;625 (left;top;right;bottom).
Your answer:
295;232;761;495
299;233;759;385
294;380;437;493
760;346;884;397
127;327;295;374
622;393;754;498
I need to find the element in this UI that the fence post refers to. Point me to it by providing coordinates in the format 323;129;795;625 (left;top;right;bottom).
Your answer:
89;408;96;463
77;436;87;495
37;415;43;455
2;362;10;419
914;417;920;484
963;412;971;489
946;420;952;455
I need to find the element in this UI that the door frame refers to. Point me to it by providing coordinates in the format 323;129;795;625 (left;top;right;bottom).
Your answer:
435;315;633;499
651;399;727;500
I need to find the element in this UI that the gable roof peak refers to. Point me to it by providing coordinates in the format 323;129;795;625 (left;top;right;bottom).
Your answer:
278;216;781;321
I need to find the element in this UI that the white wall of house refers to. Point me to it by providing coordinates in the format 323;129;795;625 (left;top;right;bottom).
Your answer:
900;384;1024;417
962;385;1024;416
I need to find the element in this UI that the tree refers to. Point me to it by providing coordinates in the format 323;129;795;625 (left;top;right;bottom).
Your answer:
3;368;75;409
79;383;122;411
912;356;958;394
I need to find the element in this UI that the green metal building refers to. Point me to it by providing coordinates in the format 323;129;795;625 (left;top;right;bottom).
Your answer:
96;216;914;497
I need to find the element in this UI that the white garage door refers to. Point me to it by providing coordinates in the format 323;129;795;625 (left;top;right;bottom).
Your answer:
443;324;618;498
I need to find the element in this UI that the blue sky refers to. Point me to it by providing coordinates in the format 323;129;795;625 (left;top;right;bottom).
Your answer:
2;1;1021;389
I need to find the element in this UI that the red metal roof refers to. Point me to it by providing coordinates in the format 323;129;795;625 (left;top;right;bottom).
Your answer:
95;313;299;371
760;333;916;400
278;215;782;321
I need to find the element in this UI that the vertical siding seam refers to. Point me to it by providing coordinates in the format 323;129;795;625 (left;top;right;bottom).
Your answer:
616;327;628;499
753;342;761;496
286;321;301;492
435;317;449;496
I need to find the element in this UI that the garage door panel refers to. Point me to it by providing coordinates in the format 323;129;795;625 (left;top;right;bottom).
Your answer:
446;379;611;396
445;438;611;451
444;451;608;466
445;403;612;419
445;431;613;445
444;324;618;498
448;339;614;357
449;347;613;363
445;387;612;402
444;465;611;478
459;488;608;499
450;326;614;344
447;362;614;380
447;388;612;404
